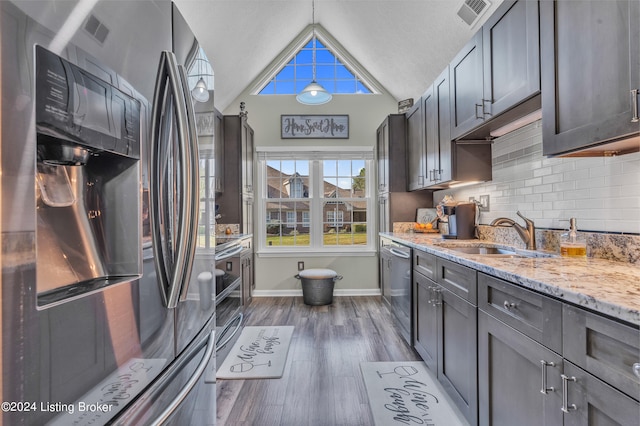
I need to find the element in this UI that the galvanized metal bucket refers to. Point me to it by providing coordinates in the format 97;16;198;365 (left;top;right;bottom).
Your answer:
295;269;343;306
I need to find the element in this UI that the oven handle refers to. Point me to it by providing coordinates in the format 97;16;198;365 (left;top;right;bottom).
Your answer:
148;329;216;426
215;244;244;261
216;312;244;352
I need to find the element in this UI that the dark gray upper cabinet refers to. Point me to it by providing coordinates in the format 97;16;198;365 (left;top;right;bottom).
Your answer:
541;0;640;156
449;30;484;140
406;100;426;191
377;114;407;193
482;0;540;119
217;115;254;233
451;0;542;141
377;115;432;231
424;68;492;189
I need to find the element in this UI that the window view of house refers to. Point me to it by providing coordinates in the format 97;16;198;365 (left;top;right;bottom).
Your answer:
264;156;369;248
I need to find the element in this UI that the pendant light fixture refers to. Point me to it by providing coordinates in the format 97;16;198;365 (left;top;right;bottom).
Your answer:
191;50;211;103
191;77;209;103
296;0;332;105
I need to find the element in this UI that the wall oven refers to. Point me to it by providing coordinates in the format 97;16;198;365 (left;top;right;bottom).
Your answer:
213;238;250;361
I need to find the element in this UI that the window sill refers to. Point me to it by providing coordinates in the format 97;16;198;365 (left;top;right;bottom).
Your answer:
256;249;377;258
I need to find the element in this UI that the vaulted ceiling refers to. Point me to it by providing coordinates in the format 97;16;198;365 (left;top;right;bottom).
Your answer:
174;0;504;111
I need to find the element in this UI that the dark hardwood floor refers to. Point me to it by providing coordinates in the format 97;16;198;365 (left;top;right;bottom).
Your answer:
216;296;421;426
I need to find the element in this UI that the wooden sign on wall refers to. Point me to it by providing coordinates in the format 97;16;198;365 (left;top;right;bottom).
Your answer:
281;115;349;139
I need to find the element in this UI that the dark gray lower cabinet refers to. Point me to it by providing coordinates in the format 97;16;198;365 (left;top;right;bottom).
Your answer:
412;251;639;425
438;287;477;425
413;250;478;425
562;361;640;426
478;310;563;426
413;271;437;372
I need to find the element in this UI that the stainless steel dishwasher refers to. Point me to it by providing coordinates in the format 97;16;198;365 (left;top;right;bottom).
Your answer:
380;238;412;345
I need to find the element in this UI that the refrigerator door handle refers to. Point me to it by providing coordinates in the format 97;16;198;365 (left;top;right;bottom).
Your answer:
149;51;192;308
176;64;200;303
148;329;216;426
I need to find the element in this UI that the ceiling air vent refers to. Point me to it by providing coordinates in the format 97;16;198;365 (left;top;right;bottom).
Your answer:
457;0;491;26
84;14;110;45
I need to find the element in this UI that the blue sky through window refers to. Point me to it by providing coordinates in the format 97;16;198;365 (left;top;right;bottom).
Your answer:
259;37;372;95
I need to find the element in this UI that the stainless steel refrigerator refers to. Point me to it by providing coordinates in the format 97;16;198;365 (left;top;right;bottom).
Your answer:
1;1;217;424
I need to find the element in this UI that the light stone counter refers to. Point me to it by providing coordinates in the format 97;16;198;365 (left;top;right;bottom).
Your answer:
381;232;640;327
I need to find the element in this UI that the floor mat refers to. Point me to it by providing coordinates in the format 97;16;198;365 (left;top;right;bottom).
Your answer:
360;361;468;426
216;326;294;379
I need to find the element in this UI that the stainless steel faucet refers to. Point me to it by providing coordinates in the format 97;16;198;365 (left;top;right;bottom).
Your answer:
490;211;536;250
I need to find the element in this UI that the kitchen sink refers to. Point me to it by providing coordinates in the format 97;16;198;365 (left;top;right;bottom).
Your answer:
446;246;523;257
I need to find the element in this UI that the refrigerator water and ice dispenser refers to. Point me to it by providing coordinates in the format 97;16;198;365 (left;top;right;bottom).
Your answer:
34;45;142;306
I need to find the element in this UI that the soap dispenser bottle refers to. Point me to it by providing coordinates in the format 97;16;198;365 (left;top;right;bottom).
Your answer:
560;218;587;257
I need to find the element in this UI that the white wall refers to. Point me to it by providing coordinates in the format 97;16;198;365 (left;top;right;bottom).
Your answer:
435;121;640;234
222;91;399;294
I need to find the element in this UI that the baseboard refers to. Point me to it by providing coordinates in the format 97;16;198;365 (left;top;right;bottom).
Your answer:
252;288;382;298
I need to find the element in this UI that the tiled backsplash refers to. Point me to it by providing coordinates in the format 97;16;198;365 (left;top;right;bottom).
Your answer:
434;121;640;234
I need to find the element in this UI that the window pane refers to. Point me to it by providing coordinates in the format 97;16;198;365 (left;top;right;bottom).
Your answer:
297;65;313;80
336;66;355;79
315;49;334;65
260;81;275;95
356;81;371;94
335;80;356;94
267;178;282;198
323;160;337;177
298;48;313;63
337;160;351;177
316;79;335;93
276;81;295;94
279;65;294;80
316;65;335;80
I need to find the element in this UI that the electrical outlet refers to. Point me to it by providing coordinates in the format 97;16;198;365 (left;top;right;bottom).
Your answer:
297;261;304;271
479;194;490;212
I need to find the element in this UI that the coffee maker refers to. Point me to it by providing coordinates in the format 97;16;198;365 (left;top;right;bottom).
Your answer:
441;203;477;239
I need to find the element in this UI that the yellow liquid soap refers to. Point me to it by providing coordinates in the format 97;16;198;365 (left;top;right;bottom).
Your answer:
560;243;587;257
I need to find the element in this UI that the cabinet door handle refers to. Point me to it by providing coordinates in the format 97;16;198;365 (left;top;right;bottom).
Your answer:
482;99;492;117
561;374;577;413
432;287;442;306
633;363;640;379
475;103;484;120
540;360;555;394
631;89;639;123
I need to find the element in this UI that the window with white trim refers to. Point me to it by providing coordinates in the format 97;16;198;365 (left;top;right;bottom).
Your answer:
260;151;372;251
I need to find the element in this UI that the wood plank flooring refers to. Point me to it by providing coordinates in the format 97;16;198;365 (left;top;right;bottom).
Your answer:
216;296;421;426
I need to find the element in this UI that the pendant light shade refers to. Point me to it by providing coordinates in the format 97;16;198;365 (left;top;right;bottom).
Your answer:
191;77;210;103
297;81;332;105
297;0;332;105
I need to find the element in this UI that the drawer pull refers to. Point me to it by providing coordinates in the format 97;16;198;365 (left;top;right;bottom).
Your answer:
561;374;577;413
633;363;640;379
540;360;555;394
503;300;517;310
631;89;639;123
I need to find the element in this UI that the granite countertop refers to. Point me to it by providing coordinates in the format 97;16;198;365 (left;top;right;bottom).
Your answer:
381;232;640;327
